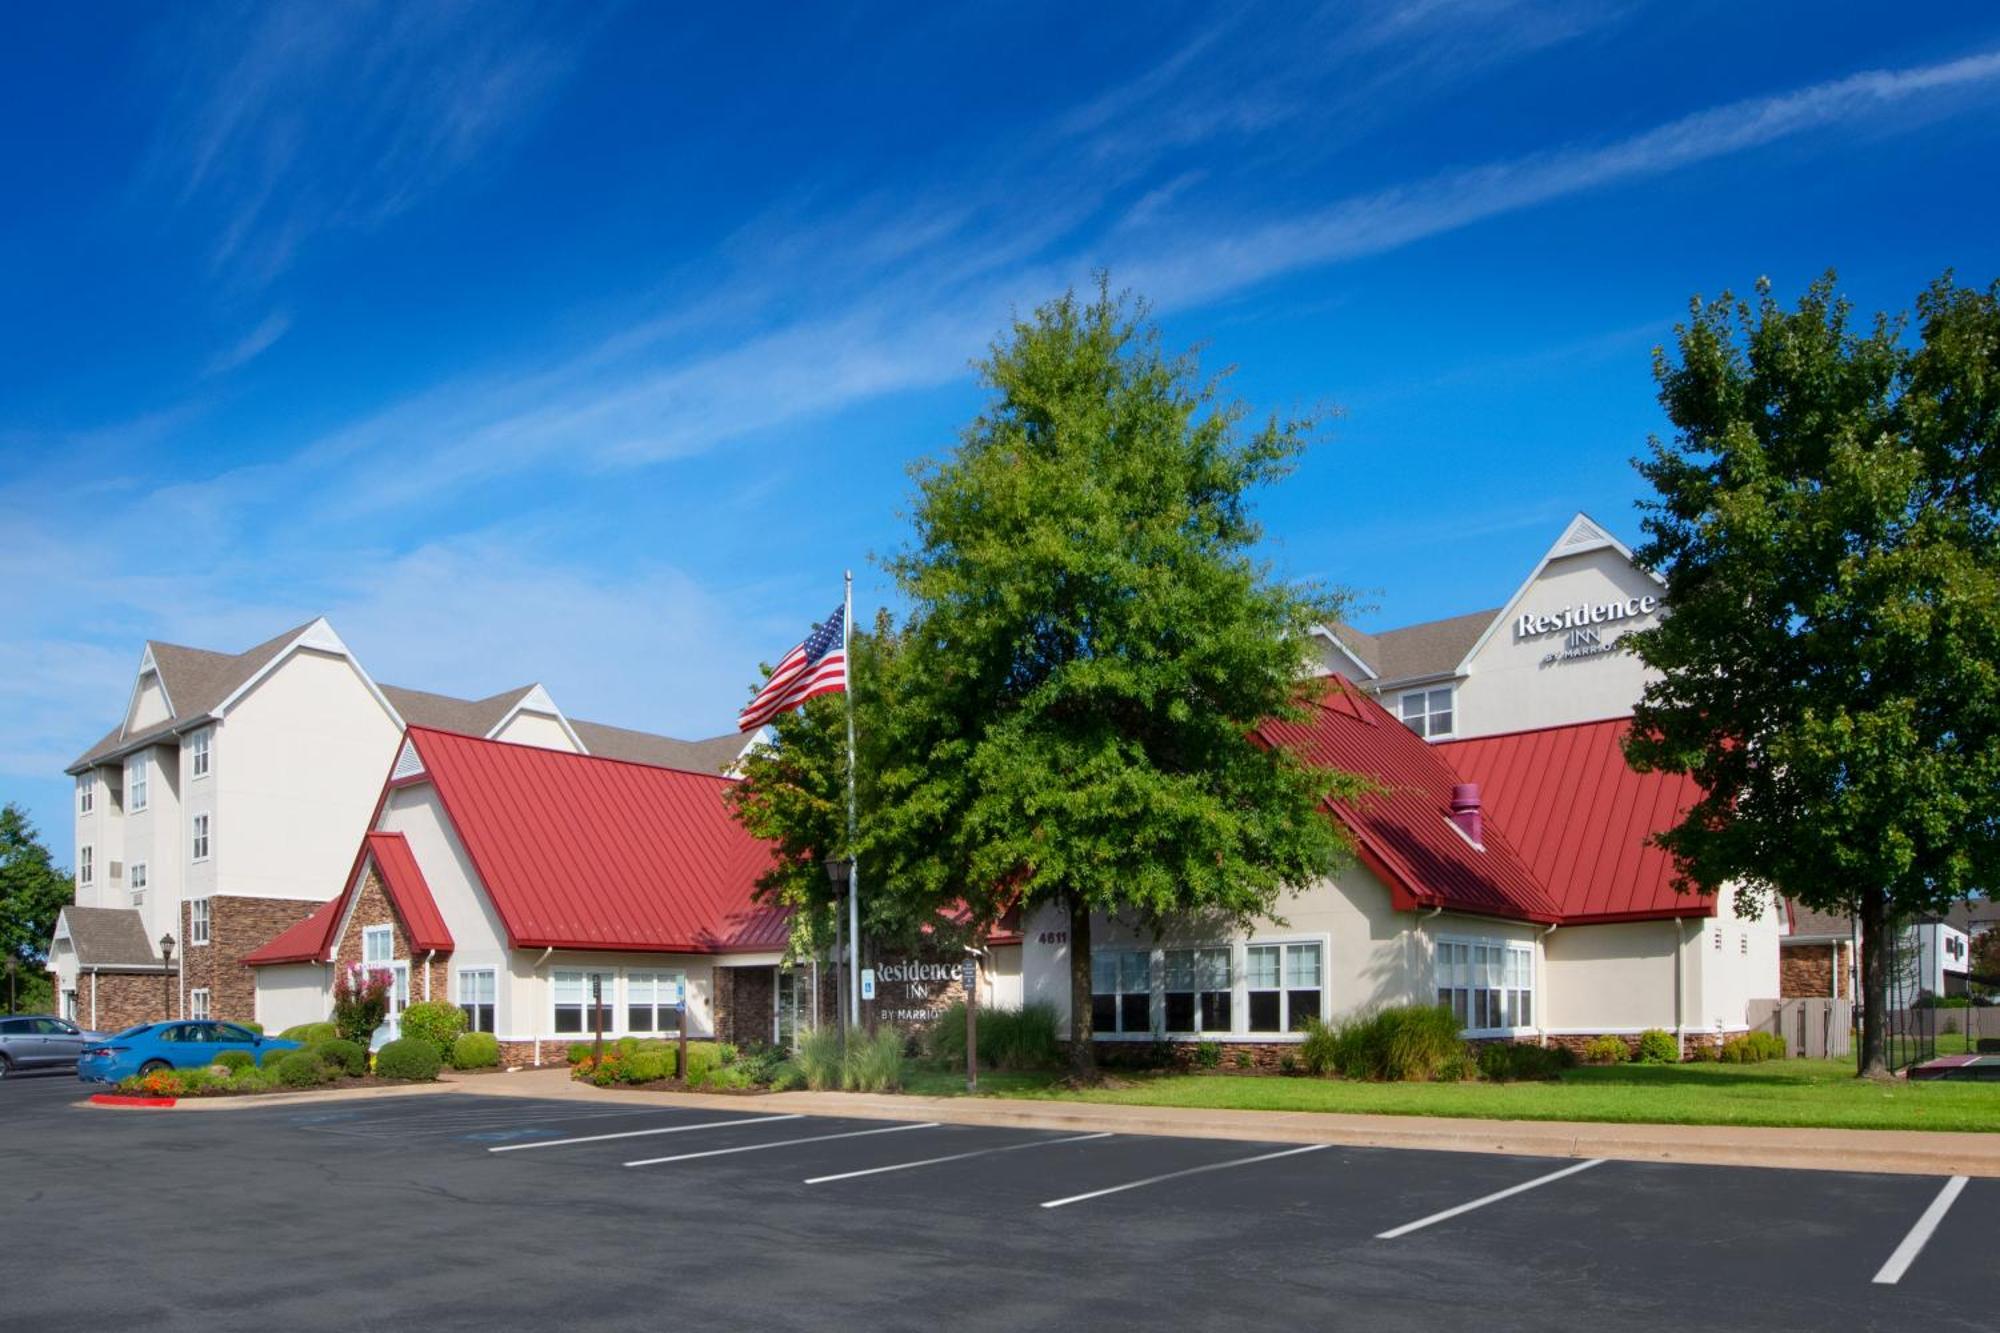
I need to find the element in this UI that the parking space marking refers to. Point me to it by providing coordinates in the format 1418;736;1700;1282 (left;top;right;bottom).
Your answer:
1872;1176;1969;1286
626;1120;940;1168
490;1113;805;1154
805;1131;1113;1185
1374;1157;1605;1239
1038;1142;1328;1210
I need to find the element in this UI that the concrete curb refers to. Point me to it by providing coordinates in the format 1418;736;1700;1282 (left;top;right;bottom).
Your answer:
447;1069;2000;1178
74;1079;459;1112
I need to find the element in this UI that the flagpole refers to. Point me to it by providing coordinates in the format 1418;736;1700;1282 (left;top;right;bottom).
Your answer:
844;569;861;1028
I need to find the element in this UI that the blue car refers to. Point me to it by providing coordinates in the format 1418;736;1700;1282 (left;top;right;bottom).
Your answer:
77;1021;301;1084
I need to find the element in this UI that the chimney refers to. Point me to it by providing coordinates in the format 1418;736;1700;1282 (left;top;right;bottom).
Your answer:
1450;783;1482;845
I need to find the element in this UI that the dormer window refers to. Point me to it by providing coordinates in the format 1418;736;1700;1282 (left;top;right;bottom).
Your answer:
1399;687;1455;739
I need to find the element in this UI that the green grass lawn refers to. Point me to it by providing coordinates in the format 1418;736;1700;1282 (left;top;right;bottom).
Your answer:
898;1058;2000;1133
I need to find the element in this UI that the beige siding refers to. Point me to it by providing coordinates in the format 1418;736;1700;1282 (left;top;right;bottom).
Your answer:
493;710;578;751
219;648;402;901
1542;919;1684;1033
255;963;330;1031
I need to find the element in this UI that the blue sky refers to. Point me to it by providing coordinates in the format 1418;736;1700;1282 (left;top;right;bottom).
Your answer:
5;2;2000;851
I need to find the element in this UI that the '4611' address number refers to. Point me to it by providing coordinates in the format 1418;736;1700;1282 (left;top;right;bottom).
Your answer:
1037;930;1068;945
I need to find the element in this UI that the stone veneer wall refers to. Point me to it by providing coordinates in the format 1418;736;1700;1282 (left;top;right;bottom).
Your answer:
1779;942;1848;999
82;970;177;1033
182;895;323;1024
330;871;451;1005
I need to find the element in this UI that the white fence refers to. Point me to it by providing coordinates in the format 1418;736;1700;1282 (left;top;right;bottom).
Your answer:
1746;997;1852;1060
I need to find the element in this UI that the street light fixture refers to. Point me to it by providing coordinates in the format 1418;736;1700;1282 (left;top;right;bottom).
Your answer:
158;933;175;1021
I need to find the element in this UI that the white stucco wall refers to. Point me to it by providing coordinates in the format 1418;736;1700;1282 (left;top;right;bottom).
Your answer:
1687;888;1783;1034
255;963;331;1032
1541;918;1685;1033
219;648;403;901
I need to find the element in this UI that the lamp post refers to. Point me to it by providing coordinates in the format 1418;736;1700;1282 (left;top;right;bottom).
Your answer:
824;854;851;1064
158;934;175;1022
4;956;16;1016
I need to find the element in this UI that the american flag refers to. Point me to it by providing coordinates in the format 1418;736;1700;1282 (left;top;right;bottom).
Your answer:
737;604;847;731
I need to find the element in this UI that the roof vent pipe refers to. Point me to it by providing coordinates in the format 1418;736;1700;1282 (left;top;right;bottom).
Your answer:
1449;783;1482;845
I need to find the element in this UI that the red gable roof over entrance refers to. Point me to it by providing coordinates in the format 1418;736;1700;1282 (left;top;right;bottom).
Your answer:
1256;681;1562;923
1439;719;1712;923
402;727;787;953
245;832;451;965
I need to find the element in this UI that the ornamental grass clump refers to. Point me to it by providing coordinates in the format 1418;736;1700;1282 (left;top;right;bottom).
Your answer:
842;1027;904;1093
796;1025;845;1091
1312;1006;1467;1081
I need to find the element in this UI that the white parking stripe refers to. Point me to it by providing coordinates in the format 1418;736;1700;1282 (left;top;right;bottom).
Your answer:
488;1113;805;1154
1039;1143;1328;1210
1375;1158;1605;1239
625;1121;938;1167
806;1132;1113;1184
1872;1176;1969;1285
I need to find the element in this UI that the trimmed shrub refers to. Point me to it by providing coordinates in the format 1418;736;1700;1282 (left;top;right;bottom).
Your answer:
229;1062;273;1091
275;1050;333;1088
1689;1040;1721;1062
1580;1035;1629;1065
279;1021;338;1046
1233;1051;1254;1070
843;1027;904;1093
262;1043;312;1069
1477;1042;1575;1082
1720;1032;1788;1064
766;1060;806;1091
451;1032;500;1070
398;1001;466;1063
211;1049;256;1072
375;1037;442;1082
796;1026;845;1091
1634;1029;1680;1065
312;1038;368;1077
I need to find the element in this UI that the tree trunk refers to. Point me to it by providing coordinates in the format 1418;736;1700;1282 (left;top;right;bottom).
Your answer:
1067;893;1096;1079
1856;885;1892;1080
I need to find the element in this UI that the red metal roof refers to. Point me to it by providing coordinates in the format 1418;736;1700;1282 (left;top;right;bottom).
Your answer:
1440;718;1714;923
403;727;788;953
244;832;453;965
1256;681;1563;923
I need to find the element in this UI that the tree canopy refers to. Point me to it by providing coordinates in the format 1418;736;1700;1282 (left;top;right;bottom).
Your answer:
1625;271;2000;1076
1;802;72;1011
866;281;1356;1070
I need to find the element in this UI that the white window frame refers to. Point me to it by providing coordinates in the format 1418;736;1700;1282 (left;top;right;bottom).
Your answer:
1090;949;1156;1036
126;754;149;812
360;926;409;1045
1161;946;1233;1036
1436;935;1535;1035
79;845;92;887
190;898;210;946
77;776;93;815
624;969;687;1034
550;968;617;1037
1242;938;1326;1035
190;812;210;862
190;728;212;779
455;968;497;1034
1398;686;1456;739
189;988;210;1020
129;861;148;908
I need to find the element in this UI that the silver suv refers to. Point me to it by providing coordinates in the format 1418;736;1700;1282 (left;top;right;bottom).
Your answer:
0;1015;104;1076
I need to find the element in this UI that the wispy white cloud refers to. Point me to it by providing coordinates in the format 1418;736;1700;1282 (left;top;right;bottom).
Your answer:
204;311;291;376
144;1;594;287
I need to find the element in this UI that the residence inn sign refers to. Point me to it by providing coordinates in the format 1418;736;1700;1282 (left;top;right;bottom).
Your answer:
1516;593;1664;667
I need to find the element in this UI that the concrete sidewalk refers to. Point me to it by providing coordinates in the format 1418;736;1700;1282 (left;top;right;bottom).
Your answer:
452;1065;2000;1178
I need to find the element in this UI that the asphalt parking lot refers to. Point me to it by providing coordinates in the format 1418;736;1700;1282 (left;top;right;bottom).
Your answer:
1;1076;1992;1332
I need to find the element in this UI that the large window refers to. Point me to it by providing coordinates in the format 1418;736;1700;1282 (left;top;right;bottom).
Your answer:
1090;950;1153;1035
626;971;687;1033
551;969;616;1035
363;925;394;965
190;898;210;946
77;777;93;815
1246;942;1322;1032
191;813;210;862
129;861;147;908
126;754;149;812
1437;939;1533;1031
190;729;211;779
1399;687;1456;739
79;846;92;887
456;969;496;1033
1163;948;1232;1034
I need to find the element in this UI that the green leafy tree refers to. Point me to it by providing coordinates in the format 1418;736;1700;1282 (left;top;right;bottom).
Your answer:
1625;272;2000;1078
1;803;72;1011
874;281;1357;1073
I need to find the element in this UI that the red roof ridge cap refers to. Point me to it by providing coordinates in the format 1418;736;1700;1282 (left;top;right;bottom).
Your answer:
406;724;742;785
1435;713;1635;746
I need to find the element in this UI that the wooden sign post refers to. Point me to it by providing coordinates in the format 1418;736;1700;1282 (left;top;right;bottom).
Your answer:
963;955;979;1093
